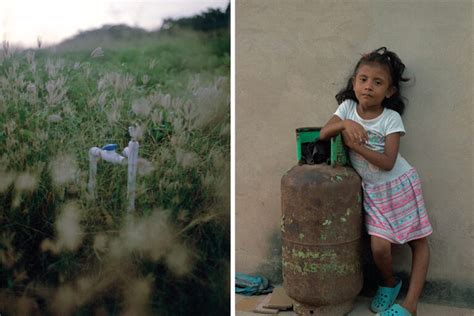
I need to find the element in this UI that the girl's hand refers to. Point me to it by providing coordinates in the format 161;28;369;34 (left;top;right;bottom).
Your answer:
342;120;368;145
342;130;364;149
343;131;401;171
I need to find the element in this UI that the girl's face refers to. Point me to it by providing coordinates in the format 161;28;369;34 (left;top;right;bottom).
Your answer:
352;62;396;110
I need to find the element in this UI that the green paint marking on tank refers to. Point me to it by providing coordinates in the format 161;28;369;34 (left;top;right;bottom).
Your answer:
330;175;344;183
299;262;358;275
322;219;332;226
304;262;319;273
284;252;359;276
290;249;336;260
340;217;347;223
320;234;327;241
291;249;320;259
357;193;362;203
283;260;306;275
346;208;352;216
320;249;336;260
299;233;305;240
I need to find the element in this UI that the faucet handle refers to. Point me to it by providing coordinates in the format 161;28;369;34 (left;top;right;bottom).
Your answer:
102;144;118;151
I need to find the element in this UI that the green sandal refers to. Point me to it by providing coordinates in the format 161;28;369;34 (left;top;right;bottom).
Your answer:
370;278;402;313
376;303;412;316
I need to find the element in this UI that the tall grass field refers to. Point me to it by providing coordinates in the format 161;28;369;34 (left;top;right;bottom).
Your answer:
0;21;229;316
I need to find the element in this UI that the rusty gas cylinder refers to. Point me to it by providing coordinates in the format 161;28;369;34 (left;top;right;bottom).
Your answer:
281;164;363;316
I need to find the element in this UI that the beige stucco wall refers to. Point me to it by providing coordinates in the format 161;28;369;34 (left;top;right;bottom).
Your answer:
236;0;473;288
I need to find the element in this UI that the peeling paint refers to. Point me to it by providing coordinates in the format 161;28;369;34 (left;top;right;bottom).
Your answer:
322;219;332;226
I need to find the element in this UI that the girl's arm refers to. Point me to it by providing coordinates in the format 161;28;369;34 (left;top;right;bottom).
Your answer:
344;132;401;171
320;115;368;142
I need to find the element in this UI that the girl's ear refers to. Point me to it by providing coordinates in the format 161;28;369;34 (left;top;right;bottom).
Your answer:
386;86;397;98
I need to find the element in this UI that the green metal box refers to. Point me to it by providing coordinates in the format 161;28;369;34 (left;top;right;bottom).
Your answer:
296;127;348;166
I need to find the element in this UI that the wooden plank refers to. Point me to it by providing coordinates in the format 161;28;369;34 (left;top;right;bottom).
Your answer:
263;287;293;311
235;295;262;312
253;293;279;314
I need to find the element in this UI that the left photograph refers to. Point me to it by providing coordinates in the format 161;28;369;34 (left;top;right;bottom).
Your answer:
0;1;230;315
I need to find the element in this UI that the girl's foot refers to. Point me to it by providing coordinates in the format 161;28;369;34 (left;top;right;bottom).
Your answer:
401;303;417;316
375;303;413;316
370;278;402;313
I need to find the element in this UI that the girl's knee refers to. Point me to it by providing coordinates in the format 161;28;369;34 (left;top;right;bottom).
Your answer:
408;237;429;250
371;236;392;258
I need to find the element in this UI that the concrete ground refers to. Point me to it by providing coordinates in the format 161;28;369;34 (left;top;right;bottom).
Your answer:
235;292;474;316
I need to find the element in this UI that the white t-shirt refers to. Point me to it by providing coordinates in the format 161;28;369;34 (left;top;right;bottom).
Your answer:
334;99;412;185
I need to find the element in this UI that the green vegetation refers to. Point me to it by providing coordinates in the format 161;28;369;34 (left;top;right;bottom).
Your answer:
0;7;229;315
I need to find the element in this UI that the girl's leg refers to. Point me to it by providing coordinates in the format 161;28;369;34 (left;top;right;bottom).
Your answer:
403;237;430;314
371;236;397;287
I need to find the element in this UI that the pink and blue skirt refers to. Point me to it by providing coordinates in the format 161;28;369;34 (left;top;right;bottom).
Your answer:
363;168;433;244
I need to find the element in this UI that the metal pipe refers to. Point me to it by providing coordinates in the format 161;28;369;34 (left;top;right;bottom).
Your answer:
125;140;139;213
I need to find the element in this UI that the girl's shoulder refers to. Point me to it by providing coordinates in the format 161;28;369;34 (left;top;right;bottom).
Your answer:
383;108;403;122
381;108;406;135
335;99;358;120
339;98;358;111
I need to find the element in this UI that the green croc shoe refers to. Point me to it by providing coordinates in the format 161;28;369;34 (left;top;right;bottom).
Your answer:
376;303;412;316
370;278;402;313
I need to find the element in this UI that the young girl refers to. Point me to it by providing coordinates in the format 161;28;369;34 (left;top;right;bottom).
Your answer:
320;47;432;316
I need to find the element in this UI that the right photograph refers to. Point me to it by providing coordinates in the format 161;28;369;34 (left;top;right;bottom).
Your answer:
234;1;473;315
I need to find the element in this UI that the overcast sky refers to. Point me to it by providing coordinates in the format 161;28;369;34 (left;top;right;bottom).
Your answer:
0;0;229;48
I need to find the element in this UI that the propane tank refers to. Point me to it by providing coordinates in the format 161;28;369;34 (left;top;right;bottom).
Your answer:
281;164;363;315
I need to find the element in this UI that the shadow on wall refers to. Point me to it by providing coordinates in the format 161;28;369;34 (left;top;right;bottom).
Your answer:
256;230;283;284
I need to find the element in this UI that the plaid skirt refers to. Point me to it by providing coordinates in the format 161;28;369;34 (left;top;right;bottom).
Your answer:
363;167;433;244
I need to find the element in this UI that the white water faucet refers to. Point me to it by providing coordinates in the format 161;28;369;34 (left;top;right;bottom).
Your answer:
88;129;139;214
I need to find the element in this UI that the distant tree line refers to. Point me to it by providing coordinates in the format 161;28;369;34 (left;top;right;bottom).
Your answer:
162;4;230;32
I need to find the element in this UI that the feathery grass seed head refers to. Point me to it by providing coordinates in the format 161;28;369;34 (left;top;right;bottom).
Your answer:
175;148;198;169
132;98;151;117
15;172;37;192
51;154;78;186
129;124;144;140
47;114;62;123
137;158;154;176
56;201;83;252
165;244;193;276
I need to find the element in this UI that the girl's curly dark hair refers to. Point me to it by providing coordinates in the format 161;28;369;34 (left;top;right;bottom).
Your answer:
335;47;410;115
